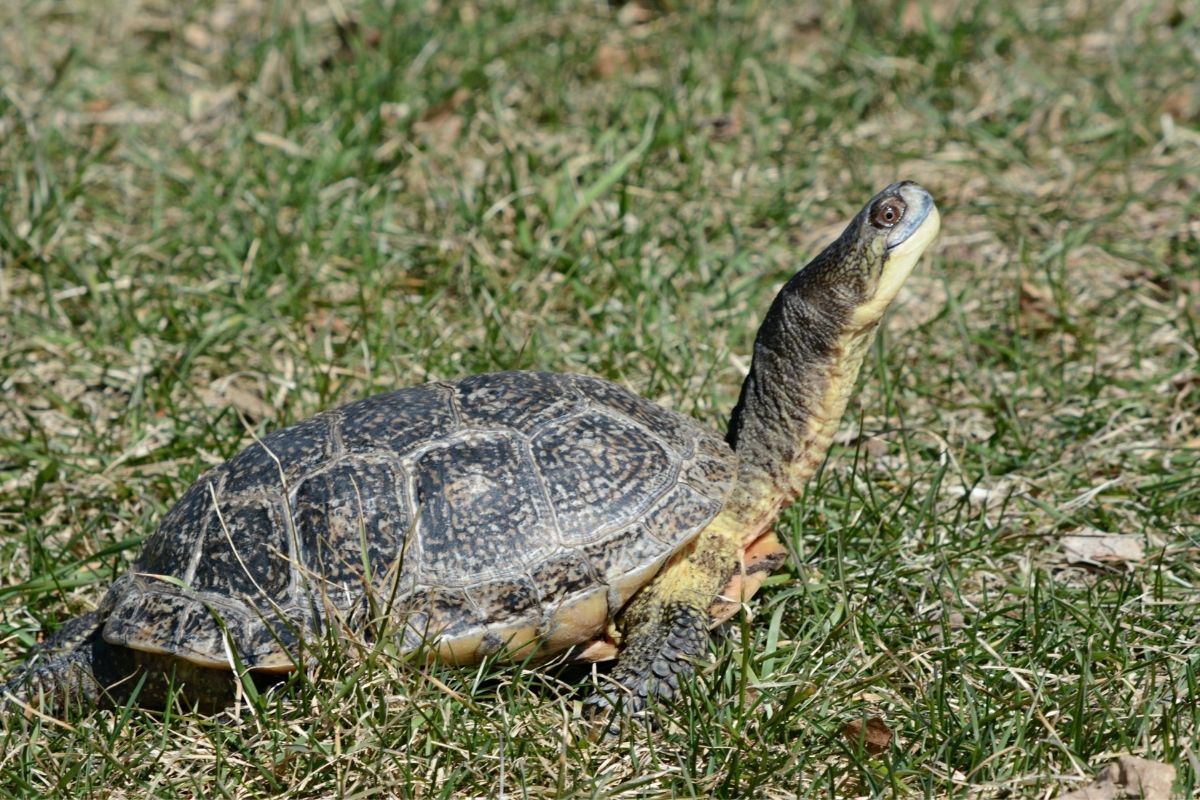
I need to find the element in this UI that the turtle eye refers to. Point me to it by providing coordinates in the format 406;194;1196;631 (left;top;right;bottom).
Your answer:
870;197;906;229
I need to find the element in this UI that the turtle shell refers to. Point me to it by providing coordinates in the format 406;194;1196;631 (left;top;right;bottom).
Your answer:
99;371;735;670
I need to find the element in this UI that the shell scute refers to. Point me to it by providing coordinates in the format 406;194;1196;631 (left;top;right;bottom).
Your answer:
454;371;582;432
189;497;291;598
339;384;457;456
525;549;596;608
573;375;695;454
580;525;675;587
414;434;554;585
463;575;542;630
222;415;333;495
641;484;724;545
679;454;737;501
531;410;675;545
136;476;216;575
292;457;416;595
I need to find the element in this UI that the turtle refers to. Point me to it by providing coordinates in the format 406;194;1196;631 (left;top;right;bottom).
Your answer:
3;181;939;717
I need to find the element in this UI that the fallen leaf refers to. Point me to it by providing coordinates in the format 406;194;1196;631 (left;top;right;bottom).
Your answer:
329;14;383;64
188;84;239;121
1162;88;1197;122
414;88;470;148
900;0;957;33
1060;755;1176;800
947;483;1002;506
1020;280;1059;328
183;23;213;50
1061;531;1144;566
1060;784;1117;800
841;716;892;754
204;379;277;423
617;2;654;27
701;112;742;141
253;131;307;158
861;436;889;460
791;9;822;36
593;41;629;79
944;610;966;629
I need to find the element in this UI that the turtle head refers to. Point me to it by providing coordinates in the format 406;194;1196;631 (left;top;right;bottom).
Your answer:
803;180;940;328
723;181;939;528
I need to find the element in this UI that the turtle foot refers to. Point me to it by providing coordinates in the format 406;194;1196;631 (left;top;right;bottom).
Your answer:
3;631;105;718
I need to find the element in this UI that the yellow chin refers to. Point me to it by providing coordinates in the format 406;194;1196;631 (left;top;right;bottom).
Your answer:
850;205;941;329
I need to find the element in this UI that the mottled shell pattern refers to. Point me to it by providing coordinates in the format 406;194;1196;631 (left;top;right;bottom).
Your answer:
98;371;736;671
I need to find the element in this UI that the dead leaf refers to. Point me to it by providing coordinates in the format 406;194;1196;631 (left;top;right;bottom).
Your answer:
861;436;889;460
204;379;277;423
1162;88;1198;122
841;716;892;754
1060;531;1144;566
1020;280;1060;328
414;88;470;149
617;2;654;27
1060;755;1176;800
900;0;956;34
900;1;926;33
182;23;213;50
947;483;1004;507
188;84;238;122
329;14;383;65
593;41;629;79
792;9;822;36
253;131;307;159
702;112;742;141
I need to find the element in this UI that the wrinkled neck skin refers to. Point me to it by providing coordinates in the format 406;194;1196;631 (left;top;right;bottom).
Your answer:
723;232;887;538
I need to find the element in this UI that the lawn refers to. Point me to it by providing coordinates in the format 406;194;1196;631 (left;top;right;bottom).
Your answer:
1;0;1197;797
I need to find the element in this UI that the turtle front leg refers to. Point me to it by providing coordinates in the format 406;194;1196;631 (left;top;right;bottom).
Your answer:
589;515;743;715
3;613;107;716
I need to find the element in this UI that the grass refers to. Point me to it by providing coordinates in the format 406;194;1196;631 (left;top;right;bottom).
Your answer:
1;0;1197;796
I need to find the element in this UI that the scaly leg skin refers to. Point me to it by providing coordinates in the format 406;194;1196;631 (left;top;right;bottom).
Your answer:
3;613;107;716
5;618;241;717
588;515;743;718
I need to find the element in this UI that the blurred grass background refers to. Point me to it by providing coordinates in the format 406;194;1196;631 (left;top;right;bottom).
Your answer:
1;0;1197;797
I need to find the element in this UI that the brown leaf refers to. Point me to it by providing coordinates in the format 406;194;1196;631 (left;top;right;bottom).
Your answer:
253;131;307;158
413;115;464;148
841;716;892;754
414;88;470;149
1060;755;1176;800
861;436;889;460
701;113;742;141
1060;531;1144;566
187;84;239;122
900;0;956;34
204;379;277;424
617;2;654;27
1108;756;1177;800
1020;280;1059;327
593;42;629;79
1162;88;1198;122
182;23;213;50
